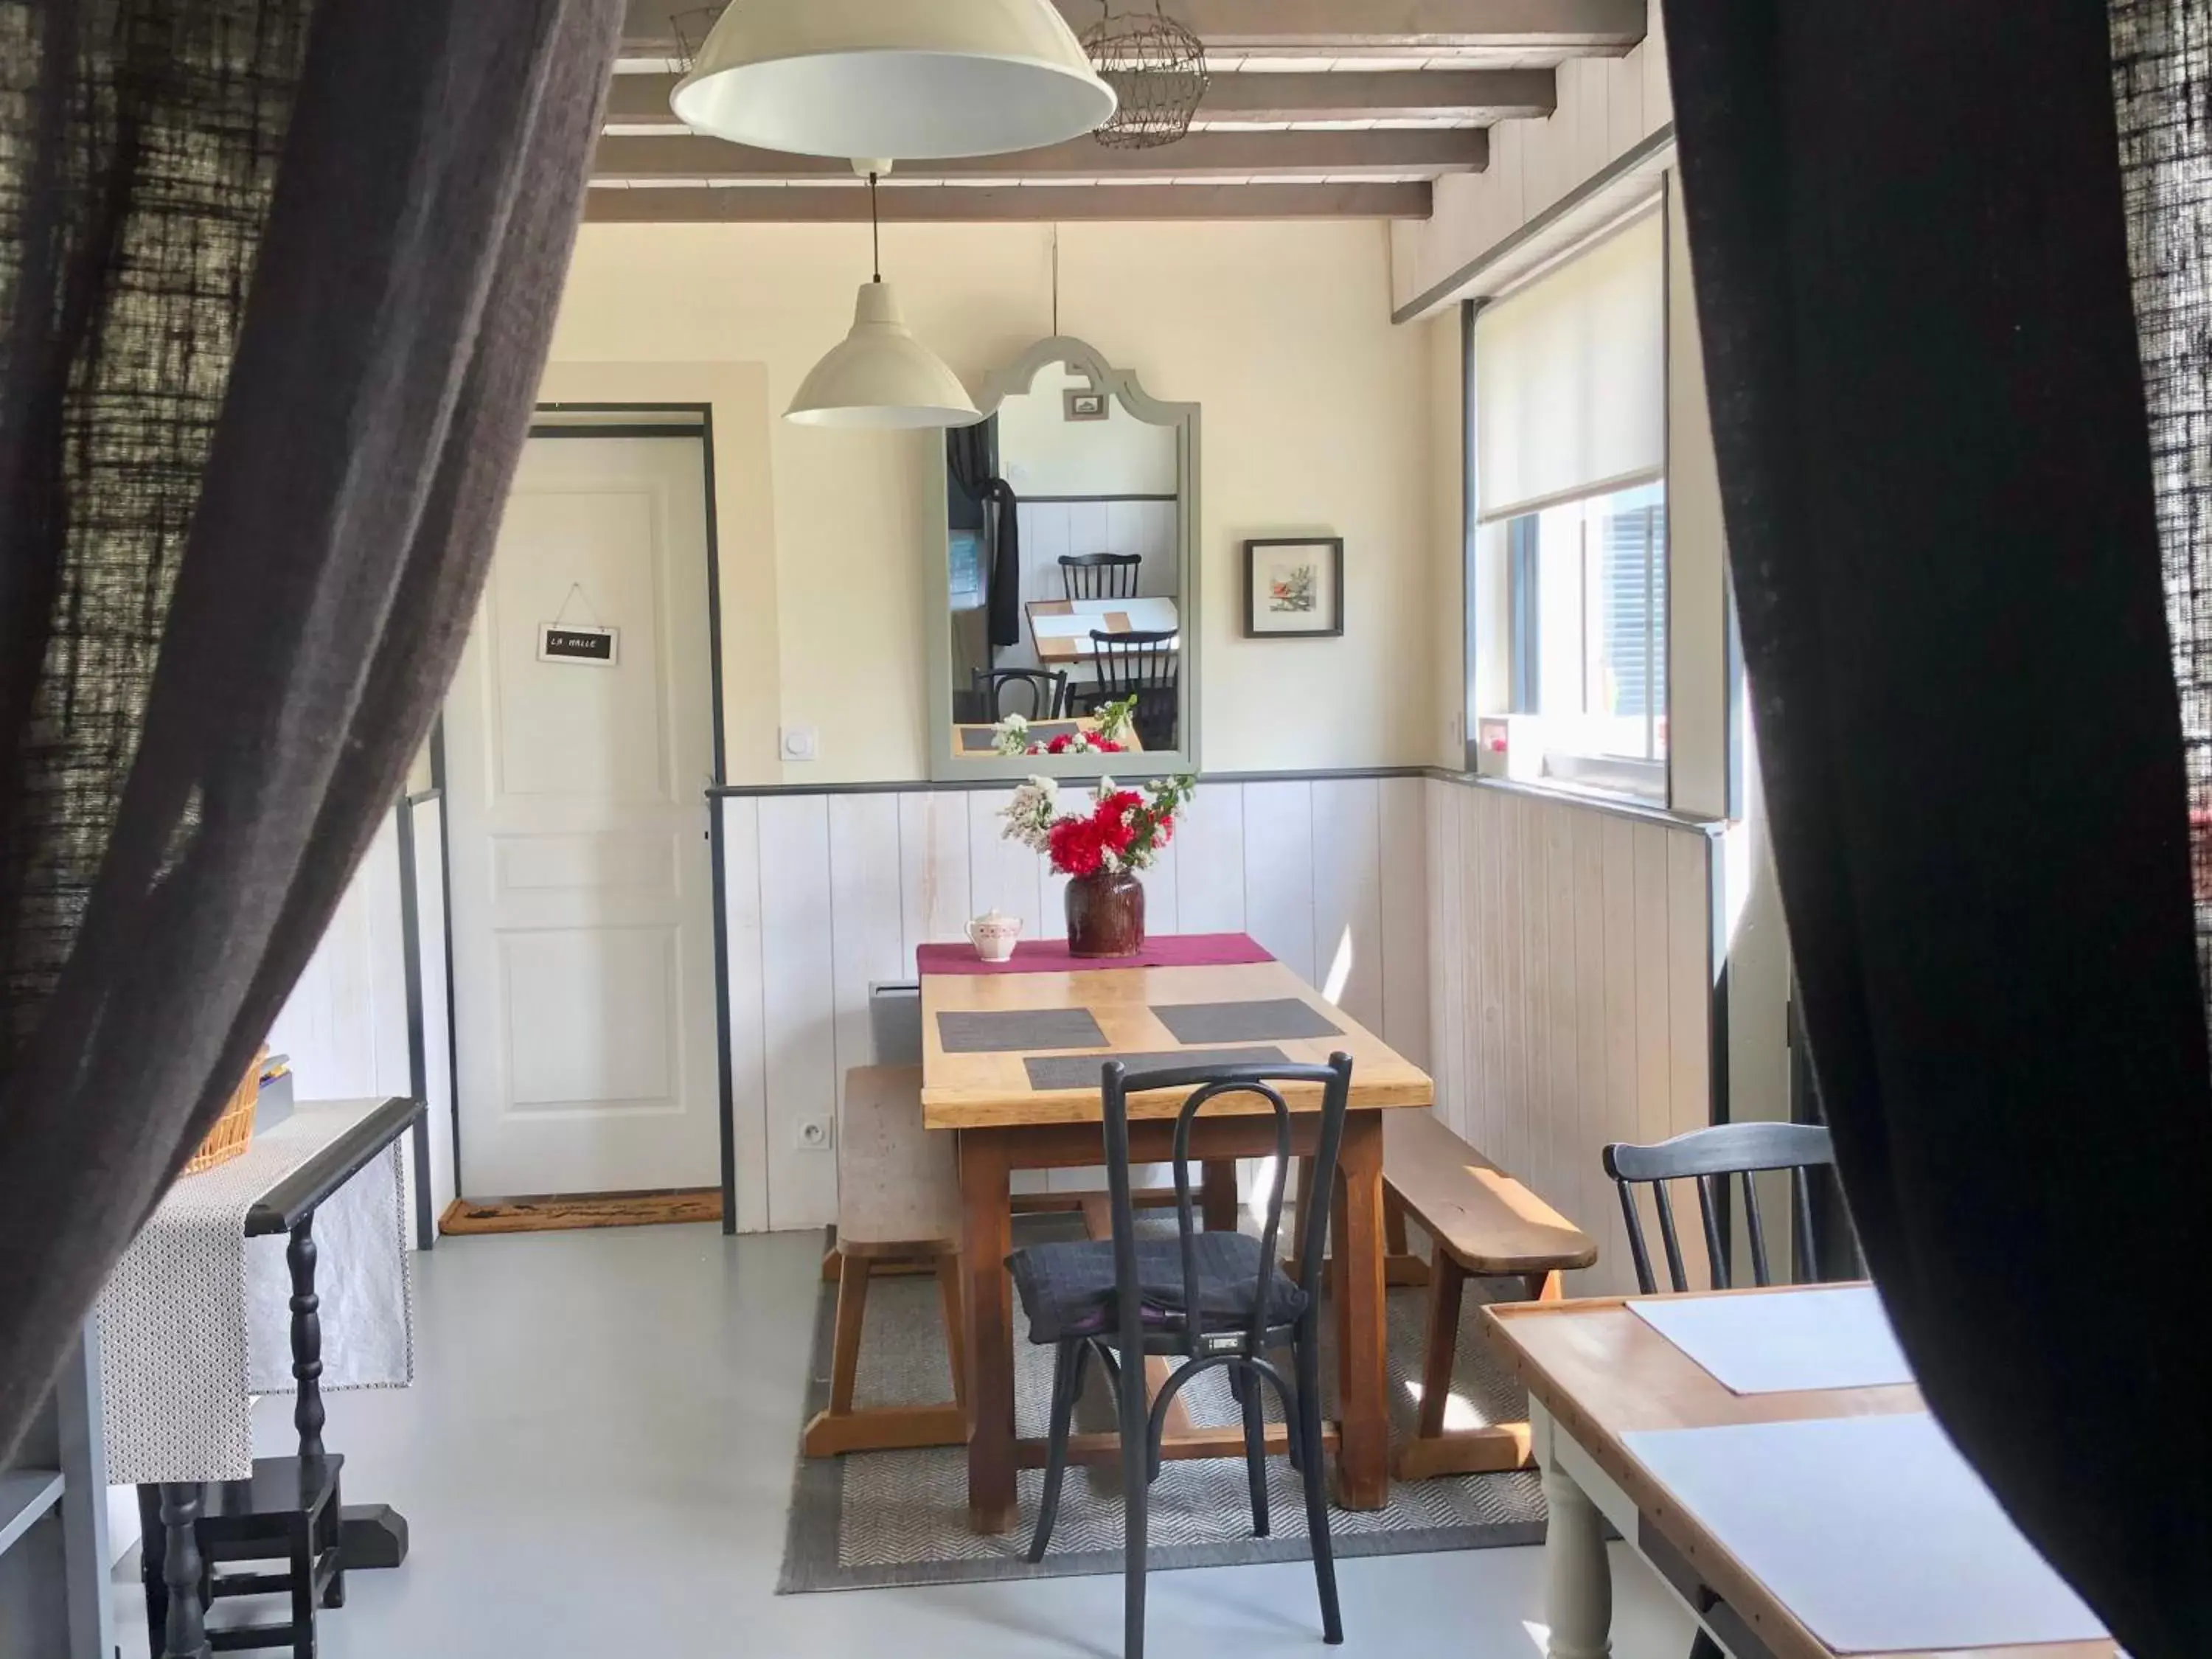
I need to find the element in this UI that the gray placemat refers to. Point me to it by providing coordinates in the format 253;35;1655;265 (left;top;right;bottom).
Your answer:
1152;998;1344;1045
936;1008;1108;1054
1023;1046;1293;1091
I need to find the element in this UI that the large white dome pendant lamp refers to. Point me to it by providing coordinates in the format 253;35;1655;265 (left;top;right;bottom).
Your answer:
670;0;1117;161
786;170;983;431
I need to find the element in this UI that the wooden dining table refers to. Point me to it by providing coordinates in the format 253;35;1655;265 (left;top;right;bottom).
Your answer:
1481;1287;2118;1659
918;941;1433;1534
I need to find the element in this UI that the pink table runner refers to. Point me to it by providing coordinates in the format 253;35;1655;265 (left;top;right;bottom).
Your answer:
917;932;1275;975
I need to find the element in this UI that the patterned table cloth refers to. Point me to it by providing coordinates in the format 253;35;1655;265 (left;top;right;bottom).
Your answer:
96;1098;414;1484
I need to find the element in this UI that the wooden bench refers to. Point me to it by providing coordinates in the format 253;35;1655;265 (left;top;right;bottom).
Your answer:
803;1067;967;1458
1380;1110;1597;1480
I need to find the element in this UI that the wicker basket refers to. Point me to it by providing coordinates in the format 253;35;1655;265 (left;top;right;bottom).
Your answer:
182;1047;266;1177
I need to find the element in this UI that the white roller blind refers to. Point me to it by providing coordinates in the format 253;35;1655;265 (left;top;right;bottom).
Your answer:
1475;209;1665;522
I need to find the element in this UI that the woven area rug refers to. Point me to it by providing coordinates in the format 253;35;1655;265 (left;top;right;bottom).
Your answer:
779;1214;1548;1593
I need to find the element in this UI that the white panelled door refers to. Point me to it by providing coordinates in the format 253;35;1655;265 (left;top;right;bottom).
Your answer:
445;435;719;1197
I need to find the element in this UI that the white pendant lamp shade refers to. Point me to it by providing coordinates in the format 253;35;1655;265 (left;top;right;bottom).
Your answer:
787;279;982;430
670;0;1117;160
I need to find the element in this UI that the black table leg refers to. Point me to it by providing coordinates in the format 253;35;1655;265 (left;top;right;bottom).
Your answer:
158;1482;212;1659
338;1505;409;1568
289;1209;410;1573
288;1214;325;1464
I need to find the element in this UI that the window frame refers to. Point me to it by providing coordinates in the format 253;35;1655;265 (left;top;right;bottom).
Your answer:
1461;221;1674;808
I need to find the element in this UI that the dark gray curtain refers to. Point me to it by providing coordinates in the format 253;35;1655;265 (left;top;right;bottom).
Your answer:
1661;0;2212;1652
0;0;621;1462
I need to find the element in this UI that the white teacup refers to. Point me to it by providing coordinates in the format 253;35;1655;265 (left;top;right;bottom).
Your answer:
966;910;1023;964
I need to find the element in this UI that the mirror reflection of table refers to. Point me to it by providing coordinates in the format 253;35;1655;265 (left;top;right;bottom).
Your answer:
1026;597;1181;665
950;716;1147;757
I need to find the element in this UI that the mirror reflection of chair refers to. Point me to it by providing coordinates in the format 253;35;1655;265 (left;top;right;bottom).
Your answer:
1060;552;1142;600
972;667;1068;722
1091;630;1178;750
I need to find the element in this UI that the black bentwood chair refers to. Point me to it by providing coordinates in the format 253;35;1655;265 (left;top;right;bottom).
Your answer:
1603;1121;1842;1659
1007;1056;1353;1659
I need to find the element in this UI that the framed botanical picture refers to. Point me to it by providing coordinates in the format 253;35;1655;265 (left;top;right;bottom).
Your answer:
1242;538;1344;638
1063;389;1108;422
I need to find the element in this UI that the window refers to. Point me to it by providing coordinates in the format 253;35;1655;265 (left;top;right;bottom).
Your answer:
1469;208;1668;799
1508;481;1667;762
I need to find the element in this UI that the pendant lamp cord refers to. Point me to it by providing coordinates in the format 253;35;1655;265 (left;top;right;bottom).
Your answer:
868;170;881;282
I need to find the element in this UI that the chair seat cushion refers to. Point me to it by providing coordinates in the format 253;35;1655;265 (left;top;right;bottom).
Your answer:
1006;1231;1309;1344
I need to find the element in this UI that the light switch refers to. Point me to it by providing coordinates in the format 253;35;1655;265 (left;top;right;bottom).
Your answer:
780;724;819;762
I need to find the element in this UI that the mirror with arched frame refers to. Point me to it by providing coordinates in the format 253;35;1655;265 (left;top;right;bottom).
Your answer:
925;335;1199;782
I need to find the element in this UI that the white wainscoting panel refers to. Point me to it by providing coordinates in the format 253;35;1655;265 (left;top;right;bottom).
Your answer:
717;777;1436;1233
719;796;773;1234
1240;781;1317;984
755;795;840;1230
713;777;1714;1242
1421;778;1716;1296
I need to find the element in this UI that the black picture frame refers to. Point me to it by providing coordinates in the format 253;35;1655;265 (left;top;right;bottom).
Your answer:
1242;538;1345;639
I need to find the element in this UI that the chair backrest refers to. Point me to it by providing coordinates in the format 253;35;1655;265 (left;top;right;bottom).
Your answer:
1091;630;1178;748
1601;1121;1837;1294
1060;552;1141;600
973;667;1067;720
1100;1055;1354;1359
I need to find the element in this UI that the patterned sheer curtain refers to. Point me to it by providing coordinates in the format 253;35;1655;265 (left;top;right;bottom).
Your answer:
0;0;620;1463
1660;0;2212;1652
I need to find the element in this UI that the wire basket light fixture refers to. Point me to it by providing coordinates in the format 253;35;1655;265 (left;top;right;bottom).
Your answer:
668;7;721;73
1081;1;1209;150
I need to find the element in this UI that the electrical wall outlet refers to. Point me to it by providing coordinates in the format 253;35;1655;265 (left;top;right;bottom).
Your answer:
779;724;819;762
794;1116;832;1152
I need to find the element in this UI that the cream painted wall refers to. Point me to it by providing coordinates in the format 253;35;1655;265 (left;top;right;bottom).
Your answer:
543;219;1434;783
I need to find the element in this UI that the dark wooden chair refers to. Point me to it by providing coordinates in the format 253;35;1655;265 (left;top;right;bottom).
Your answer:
1601;1121;1840;1659
973;667;1068;721
1601;1121;1837;1296
1009;1057;1354;1659
1090;629;1178;750
1060;552;1142;600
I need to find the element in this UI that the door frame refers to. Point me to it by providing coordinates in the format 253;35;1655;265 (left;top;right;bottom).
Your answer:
435;404;736;1217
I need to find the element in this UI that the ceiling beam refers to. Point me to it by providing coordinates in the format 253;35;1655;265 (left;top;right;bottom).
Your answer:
605;68;1555;131
594;128;1486;182
583;182;1433;223
622;1;1646;59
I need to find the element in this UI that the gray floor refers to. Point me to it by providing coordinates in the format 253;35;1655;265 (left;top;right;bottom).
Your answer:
120;1225;1693;1658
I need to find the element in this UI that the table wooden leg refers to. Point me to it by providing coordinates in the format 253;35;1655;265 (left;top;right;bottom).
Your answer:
1331;1111;1390;1510
1541;1456;1613;1659
1200;1158;1240;1234
960;1130;1019;1535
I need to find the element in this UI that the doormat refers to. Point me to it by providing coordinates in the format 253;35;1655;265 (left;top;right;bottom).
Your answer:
438;1189;722;1236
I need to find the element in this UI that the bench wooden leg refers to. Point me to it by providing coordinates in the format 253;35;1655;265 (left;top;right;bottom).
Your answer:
803;1249;968;1458
937;1252;967;1413
827;1253;870;1416
1392;1262;1562;1481
1382;1186;1431;1287
1287;1161;1429;1287
1413;1250;1466;1443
